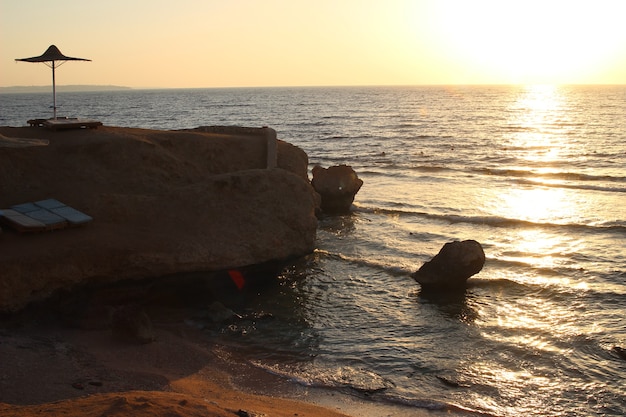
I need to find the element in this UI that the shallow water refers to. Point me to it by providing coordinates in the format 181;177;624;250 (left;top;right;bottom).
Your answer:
2;85;625;416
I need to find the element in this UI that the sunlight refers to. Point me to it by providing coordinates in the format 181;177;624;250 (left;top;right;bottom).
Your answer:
429;1;626;84
485;84;584;274
513;229;564;267
511;87;565;155
499;187;573;225
502;84;576;169
515;85;561;113
497;86;575;222
464;359;558;415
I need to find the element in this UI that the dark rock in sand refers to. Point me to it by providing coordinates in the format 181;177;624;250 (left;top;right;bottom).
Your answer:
311;164;363;214
236;410;266;417
110;304;155;344
412;240;485;289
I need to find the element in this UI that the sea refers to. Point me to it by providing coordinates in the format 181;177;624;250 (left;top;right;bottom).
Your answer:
1;85;625;416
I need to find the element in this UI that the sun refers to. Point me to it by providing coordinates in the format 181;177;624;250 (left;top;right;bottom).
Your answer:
429;1;626;84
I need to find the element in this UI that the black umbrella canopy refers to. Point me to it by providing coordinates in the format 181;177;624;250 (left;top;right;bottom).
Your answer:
16;44;91;63
15;45;91;119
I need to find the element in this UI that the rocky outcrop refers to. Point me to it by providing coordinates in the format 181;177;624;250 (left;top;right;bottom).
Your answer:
0;126;318;312
311;164;363;214
411;240;485;289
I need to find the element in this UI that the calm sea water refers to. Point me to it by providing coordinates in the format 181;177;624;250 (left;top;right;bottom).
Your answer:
2;85;626;416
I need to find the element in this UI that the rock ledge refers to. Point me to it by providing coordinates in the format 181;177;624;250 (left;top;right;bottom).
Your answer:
0;125;318;312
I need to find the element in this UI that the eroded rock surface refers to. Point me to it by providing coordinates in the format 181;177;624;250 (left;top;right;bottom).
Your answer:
0;126;318;312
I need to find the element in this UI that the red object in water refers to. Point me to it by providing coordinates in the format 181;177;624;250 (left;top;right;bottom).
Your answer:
228;269;245;290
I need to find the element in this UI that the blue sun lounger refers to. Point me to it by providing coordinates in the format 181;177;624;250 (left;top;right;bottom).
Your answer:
0;209;47;233
11;202;67;230
33;199;93;226
0;199;92;233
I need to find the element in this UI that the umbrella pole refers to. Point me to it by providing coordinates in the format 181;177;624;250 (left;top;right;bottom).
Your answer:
52;60;57;119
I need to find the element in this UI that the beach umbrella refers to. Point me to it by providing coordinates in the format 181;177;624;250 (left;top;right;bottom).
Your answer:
16;45;91;119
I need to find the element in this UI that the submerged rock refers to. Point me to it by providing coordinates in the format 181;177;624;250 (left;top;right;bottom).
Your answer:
311;164;363;214
412;240;485;290
205;301;239;323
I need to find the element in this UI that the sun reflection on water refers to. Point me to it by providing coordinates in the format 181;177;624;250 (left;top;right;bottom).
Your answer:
466;294;597;415
505;84;573;165
497;85;579;221
499;187;575;225
466;87;599;409
489;85;587;274
464;359;560;417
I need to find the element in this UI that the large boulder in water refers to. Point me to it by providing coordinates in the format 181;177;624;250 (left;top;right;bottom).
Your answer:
412;240;485;289
311;164;363;214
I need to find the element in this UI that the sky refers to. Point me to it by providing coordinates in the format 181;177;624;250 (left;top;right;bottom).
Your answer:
1;0;625;89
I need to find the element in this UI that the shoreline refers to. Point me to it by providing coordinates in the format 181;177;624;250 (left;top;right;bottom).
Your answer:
0;304;446;417
1;125;470;416
0;308;352;417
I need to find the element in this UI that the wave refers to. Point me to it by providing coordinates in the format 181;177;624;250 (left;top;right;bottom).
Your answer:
313;249;414;277
409;164;453;173
368;392;500;416
503;122;586;133
355;165;625;193
313;249;626;299
354;205;626;234
210;103;255;108
249;360;494;415
505;177;626;193
249;360;395;393
440;268;626;302
471;167;626;184
481;258;578;278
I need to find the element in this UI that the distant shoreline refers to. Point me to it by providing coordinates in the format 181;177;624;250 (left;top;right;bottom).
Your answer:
2;84;623;95
0;85;132;94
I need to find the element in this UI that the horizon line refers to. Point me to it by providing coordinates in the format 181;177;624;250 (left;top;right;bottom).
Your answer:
1;82;624;92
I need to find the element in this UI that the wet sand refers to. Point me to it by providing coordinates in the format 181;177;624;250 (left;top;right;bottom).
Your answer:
0;314;356;417
0;310;467;417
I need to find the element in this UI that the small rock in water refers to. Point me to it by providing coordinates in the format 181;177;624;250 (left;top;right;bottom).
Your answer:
206;301;238;323
412;240;485;290
436;375;468;388
612;346;626;360
311;164;363;214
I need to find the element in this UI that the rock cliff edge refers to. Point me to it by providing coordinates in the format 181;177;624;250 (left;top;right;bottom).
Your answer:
0;126;318;312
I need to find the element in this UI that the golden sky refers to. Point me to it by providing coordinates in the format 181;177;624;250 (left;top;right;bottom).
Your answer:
2;0;625;88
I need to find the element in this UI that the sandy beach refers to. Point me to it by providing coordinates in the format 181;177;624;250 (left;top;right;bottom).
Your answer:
0;307;359;417
0;295;448;417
